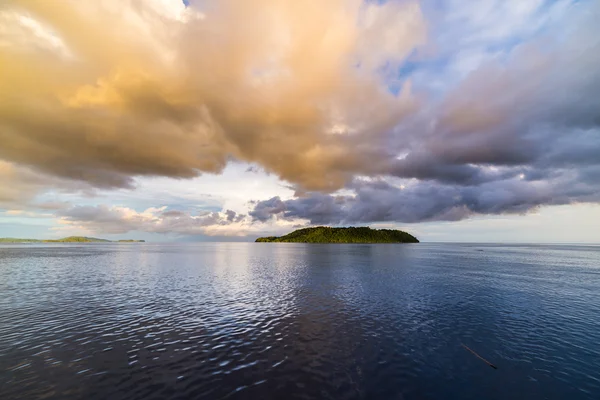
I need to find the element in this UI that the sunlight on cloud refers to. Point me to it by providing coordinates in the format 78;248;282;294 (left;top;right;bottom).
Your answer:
0;9;72;58
0;0;423;192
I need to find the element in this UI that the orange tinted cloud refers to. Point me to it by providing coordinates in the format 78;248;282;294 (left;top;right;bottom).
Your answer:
0;0;424;191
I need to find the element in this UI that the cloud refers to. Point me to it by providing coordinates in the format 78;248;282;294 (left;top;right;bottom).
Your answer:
0;161;47;205
249;196;287;222
2;0;600;235
251;168;600;225
0;0;424;192
56;204;250;236
4;210;53;218
0;160;96;208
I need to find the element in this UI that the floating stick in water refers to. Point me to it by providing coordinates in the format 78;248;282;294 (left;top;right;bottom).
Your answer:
461;343;498;369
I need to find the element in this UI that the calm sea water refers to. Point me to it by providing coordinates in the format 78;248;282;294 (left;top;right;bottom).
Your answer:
1;243;599;399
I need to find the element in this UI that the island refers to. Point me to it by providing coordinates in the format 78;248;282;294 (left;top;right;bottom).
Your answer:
0;236;145;243
255;226;419;243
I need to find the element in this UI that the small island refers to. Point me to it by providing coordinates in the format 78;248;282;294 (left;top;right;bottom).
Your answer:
0;236;145;243
256;226;419;243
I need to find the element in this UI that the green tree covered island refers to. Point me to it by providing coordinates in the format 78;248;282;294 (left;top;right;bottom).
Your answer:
0;236;145;243
256;227;419;243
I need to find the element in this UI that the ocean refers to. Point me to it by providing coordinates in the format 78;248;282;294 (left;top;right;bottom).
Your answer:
1;242;599;399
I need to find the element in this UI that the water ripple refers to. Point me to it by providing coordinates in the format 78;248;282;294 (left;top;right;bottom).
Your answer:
0;243;599;399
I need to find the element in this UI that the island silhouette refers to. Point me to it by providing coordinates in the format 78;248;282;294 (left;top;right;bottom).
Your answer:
256;226;419;243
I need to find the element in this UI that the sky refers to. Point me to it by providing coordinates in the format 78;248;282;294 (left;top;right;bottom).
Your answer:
1;0;599;243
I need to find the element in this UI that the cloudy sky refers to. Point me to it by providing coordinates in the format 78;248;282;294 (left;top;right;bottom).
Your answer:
1;0;599;243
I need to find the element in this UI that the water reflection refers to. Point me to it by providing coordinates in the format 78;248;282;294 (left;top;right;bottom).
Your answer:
0;243;599;399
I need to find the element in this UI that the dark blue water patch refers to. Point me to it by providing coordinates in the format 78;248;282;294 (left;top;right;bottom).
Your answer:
0;243;599;399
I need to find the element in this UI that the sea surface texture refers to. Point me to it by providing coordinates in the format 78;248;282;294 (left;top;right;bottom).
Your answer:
1;243;599;400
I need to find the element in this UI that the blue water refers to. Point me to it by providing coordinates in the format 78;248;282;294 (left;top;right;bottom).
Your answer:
0;243;599;399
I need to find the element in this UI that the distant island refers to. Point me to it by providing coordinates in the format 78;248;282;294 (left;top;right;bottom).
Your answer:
256;226;419;243
0;236;145;243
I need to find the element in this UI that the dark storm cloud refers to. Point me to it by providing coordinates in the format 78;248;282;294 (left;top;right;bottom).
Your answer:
251;168;600;224
225;209;245;222
249;197;287;222
374;3;600;194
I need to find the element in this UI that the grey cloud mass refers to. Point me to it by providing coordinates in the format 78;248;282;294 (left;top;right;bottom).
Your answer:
252;168;600;224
